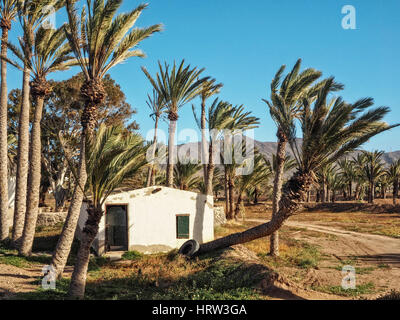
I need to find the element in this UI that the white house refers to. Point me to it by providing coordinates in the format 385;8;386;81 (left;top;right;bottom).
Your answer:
77;186;214;255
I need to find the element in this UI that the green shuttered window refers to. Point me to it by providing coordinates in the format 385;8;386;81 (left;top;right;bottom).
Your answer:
176;215;190;239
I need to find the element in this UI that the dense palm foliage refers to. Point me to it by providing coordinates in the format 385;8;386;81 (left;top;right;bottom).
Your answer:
174;160;202;191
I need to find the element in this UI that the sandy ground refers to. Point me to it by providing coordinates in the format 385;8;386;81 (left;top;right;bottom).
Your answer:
249;218;400;299
0;264;44;298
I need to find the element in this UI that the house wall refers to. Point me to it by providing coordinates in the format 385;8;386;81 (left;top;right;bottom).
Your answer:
77;186;214;255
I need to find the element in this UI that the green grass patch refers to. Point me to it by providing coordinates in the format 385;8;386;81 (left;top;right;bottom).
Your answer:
314;282;375;297
121;251;143;261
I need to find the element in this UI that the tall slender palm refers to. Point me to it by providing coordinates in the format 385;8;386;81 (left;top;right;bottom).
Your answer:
361;150;386;203
142;60;209;187
50;0;161;285
195;78;398;255
72;124;147;298
193;99;234;196
12;0;66;247
145;89;165;187
263;59;322;256
6;25;75;255
0;0;17;242
220;104;260;218
198;79;223;187
387;160;400;205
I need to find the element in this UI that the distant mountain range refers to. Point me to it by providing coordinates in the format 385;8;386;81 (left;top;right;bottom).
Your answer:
177;138;400;165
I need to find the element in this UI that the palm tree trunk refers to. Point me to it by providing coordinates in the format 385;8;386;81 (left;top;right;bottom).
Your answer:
19;96;44;256
254;188;259;204
0;26;9;242
234;193;243;219
369;181;374;204
205;141;214;196
146;116;159;187
50;125;89;278
198;171;313;255
166;115;177;188
321;176;326;203
201;100;208;186
393;179;398;205
12;68;30;247
348;181;352;200
68;206;103;299
224;168;230;219
228;175;235;219
270;131;287;256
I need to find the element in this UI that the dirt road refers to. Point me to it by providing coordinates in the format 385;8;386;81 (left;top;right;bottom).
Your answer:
249;218;400;266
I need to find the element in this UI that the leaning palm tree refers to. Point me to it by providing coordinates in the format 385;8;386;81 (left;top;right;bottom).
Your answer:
263;59;322;256
0;0;18;242
361;150;386;204
387;159;400;205
5;25;76;255
142;60;209;187
145;89;165;187
50;0;161;285
70;124;147;298
11;0;66;247
192;78;398;256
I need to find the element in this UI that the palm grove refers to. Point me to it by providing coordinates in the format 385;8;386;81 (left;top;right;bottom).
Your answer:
0;0;398;299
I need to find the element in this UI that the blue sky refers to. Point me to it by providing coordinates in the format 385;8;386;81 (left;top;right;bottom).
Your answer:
6;0;400;151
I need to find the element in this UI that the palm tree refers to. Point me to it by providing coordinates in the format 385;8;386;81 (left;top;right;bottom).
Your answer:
263;59;322;256
174;160;202;191
194;78;398;255
361;150;386;203
5;25;76;255
352;153;368;201
234;153;272;218
197;79;223;187
142;60;209;187
377;173;390;200
70;124;147;298
194;99;232;196
388;160;400;204
219;105;260;219
50;0;161;284
337;158;357;200
145;89;165;187
11;0;66;247
0;0;17;242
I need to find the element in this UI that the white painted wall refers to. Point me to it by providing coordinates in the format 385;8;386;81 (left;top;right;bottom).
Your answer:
78;186;214;255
